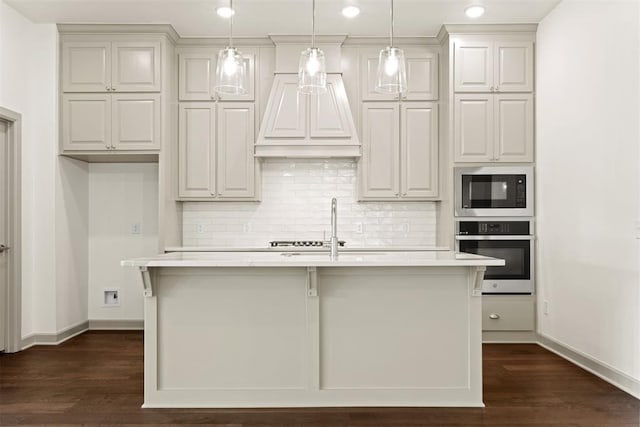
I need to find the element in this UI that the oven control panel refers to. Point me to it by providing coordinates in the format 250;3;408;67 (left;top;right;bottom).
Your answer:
458;221;530;235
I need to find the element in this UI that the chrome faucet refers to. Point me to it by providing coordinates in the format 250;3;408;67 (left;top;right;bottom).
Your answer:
330;198;339;260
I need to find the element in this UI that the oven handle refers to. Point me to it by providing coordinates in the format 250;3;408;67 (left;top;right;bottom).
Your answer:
455;235;535;241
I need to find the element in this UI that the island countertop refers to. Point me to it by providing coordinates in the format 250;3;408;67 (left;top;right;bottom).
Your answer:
122;250;504;268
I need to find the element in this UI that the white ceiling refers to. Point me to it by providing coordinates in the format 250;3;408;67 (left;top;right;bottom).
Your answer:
5;0;561;38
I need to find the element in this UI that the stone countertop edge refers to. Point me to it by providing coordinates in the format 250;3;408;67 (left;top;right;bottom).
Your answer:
122;251;505;268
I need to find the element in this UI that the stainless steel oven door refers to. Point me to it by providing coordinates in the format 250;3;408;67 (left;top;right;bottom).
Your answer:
454;166;534;217
457;236;534;294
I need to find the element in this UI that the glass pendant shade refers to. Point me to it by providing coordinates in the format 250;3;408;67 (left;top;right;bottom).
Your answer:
376;46;407;94
214;46;246;95
298;47;327;94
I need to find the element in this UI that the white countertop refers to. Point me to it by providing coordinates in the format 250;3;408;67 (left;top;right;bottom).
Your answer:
165;246;451;252
122;250;504;268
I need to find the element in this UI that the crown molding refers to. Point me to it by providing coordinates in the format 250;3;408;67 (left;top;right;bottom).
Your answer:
176;37;275;47
343;36;440;46
438;23;538;37
269;34;348;45
57;23;180;44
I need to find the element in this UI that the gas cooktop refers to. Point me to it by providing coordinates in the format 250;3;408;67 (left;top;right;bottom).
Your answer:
269;240;346;248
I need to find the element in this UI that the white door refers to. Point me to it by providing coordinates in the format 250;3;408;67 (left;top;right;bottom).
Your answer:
0;120;7;351
454;94;494;163
454;41;493;92
61;41;111;92
217;103;255;198
179;52;216;101
178;103;216;198
111;42;161;92
401;103;438;198
403;49;439;101
494;41;534;93
111;94;161;150
217;49;256;102
494;93;534;162
360;103;399;199
61;94;112;151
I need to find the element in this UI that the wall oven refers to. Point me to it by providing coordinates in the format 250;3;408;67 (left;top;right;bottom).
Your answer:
456;220;534;294
454;166;534;217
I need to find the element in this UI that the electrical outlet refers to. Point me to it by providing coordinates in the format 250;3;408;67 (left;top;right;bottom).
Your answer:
243;223;252;233
356;223;363;234
196;224;205;234
131;223;141;235
103;289;120;307
543;300;549;315
402;223;410;233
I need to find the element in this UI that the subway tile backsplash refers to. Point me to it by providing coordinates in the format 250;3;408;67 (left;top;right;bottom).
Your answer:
182;159;437;248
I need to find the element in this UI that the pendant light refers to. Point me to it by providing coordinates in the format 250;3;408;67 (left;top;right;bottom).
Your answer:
214;0;246;95
375;0;407;94
298;0;327;94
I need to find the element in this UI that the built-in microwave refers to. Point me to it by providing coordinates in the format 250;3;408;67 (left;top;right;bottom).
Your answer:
454;166;534;217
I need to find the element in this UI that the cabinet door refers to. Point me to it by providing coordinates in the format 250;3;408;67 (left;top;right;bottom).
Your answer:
61;42;111;92
218;49;256;102
178;103;216;198
111;94;161;150
494;94;534;162
309;75;352;138
179;52;215;101
454;41;493;92
401;103;438;198
403;49;439;101
454;94;494;162
360;48;394;101
360;103;400;199
494;41;533;92
61;94;111;151
111;42;161;92
360;48;439;101
262;75;306;138
217;103;256;198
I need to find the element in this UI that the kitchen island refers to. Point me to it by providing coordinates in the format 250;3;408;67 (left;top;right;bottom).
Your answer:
123;251;503;408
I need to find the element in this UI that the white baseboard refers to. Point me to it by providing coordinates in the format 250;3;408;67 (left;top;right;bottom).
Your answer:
88;319;143;330
537;333;640;400
21;320;89;350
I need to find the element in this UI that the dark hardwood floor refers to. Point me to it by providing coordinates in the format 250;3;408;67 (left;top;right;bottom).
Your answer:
0;331;638;426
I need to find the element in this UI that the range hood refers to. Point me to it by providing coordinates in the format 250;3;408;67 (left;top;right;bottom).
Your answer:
256;35;360;158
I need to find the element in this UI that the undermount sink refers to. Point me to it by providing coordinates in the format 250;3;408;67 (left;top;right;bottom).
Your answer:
280;251;388;257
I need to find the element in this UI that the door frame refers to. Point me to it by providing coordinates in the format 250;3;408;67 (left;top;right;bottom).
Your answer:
0;107;22;353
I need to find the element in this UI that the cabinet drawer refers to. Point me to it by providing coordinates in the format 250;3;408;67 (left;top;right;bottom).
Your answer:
482;296;534;331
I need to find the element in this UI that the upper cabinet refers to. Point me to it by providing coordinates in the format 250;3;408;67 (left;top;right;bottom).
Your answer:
360;102;439;200
62;40;161;92
360;47;439;101
454;40;533;93
178;49;256;101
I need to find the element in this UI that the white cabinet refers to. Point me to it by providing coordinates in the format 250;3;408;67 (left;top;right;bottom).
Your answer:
454;93;533;163
454;40;533;93
482;295;535;332
178;49;256;101
360;102;438;200
178;102;258;200
62;40;161;92
62;93;161;151
360;47;439;101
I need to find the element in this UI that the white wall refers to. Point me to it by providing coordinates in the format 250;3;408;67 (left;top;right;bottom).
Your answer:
183;159;437;248
56;158;89;330
88;163;158;321
537;0;640;387
0;0;59;337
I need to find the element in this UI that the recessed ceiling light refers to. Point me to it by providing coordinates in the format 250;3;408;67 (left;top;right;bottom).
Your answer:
216;6;235;18
342;6;360;18
465;5;485;18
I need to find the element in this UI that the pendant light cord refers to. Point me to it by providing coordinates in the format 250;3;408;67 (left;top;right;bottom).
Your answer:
390;0;394;47
229;0;233;47
312;0;316;48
